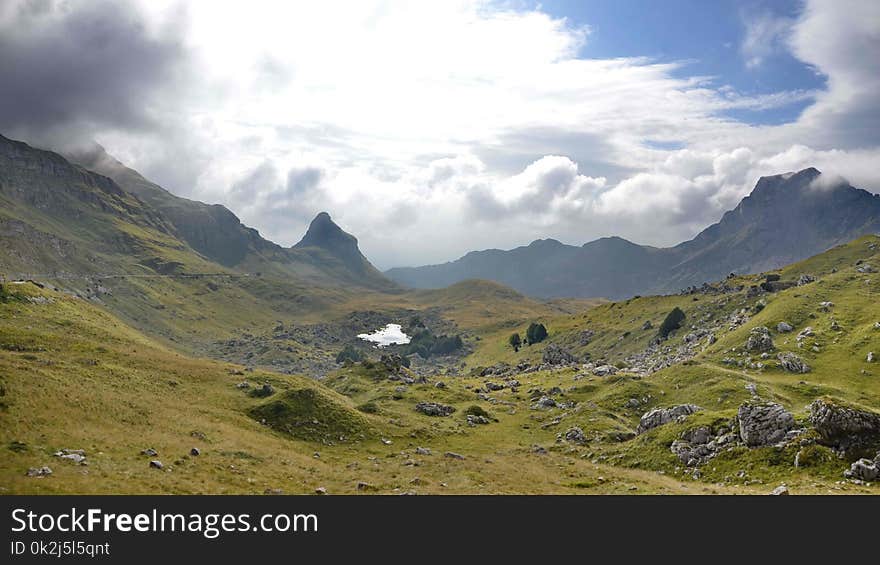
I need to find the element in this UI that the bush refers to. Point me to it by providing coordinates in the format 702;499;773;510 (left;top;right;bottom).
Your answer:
658;307;685;339
464;405;491;419
400;330;463;359
335;344;364;364
526;323;548;344
508;332;521;352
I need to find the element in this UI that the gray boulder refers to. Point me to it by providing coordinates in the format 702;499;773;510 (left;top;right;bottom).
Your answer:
737;402;795;447
637;404;701;434
777;322;793;333
415;402;455;417
809;398;880;448
844;456;879;481
592;364;618;376
542;344;577;366
777;352;810;373
564;427;587;444
746;327;774;352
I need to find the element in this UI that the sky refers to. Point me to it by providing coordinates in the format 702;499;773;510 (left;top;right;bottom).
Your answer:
0;0;878;269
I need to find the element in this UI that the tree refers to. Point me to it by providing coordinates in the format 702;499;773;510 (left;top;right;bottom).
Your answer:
526;322;548;345
508;332;522;352
658;307;685;339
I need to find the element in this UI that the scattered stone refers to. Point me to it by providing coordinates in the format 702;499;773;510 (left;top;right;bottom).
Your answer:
797;274;816;286
26;466;52;478
843;454;880;481
415;447;431;456
818;301;834;312
149;460;164;470
53;449;86;464
235;381;250;389
190;448;200;456
141;448;158;457
796;327;814;341
484;382;504;392
563;427;587;444
381;438;392;445
868;352;875;363
466;414;490;426
542;343;577;365
637;404;701;434
315;487;327;495
356;481;375;491
737;402;795;447
642;321;653;330
444;451;465;460
770;485;790;496
530;396;557;410
414;402;455;417
592;364;618;376
830;320;842;331
745;327;774;352
777;352;811;373
777;322;793;333
434;381;446;389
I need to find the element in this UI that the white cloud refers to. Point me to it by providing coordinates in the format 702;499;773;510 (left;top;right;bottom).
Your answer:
2;0;878;268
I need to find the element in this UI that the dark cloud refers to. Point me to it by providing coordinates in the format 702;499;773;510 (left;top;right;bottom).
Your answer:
0;0;189;146
285;166;324;196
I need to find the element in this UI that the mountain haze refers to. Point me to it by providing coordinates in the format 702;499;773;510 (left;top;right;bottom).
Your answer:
387;168;880;298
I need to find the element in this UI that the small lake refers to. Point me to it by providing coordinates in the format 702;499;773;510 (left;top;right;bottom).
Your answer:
357;323;411;347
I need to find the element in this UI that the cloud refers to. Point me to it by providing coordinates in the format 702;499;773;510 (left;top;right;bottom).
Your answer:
0;0;878;269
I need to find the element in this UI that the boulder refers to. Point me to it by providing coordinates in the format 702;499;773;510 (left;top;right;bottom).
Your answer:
844;457;879;481
149;460;164;470
737;402;795;447
542;344;577;366
26;466;52;477
809;399;880;448
868;352;875;363
797;274;816;286
777;322;793;333
777;352;811;373
564;427;587;444
141;448;158;457
415;402;455;417
530;396;557;410
637;404;701;434
592;364;618;376
770;485;790;495
444;451;465;460
745;327;774;352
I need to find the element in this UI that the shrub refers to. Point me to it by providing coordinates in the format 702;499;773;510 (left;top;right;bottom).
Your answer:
526;322;548;344
464;405;491;419
658;307;685;339
508;332;521;352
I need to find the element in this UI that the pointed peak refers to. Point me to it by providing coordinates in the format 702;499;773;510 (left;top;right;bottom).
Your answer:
295;212;358;250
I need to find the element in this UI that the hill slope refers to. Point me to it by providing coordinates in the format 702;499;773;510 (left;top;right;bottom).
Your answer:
387;168;880;298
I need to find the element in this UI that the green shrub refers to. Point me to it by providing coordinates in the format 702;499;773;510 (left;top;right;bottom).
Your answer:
335;344;364;364
526;322;548;344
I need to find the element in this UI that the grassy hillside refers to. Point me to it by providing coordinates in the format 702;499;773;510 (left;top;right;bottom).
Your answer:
2;236;879;494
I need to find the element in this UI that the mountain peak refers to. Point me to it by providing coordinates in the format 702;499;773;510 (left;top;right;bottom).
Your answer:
296;212;356;248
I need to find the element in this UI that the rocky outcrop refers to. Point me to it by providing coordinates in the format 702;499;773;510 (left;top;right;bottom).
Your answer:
415;402;455;417
737;402;796;447
542;343;577;366
637;404;701;434
844;454;880;481
777;352;810;373
809;399;880;448
745;327;774;352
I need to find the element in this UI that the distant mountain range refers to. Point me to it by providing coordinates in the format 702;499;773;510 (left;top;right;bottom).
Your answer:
386;168;880;298
0;134;391;290
3;132;879;303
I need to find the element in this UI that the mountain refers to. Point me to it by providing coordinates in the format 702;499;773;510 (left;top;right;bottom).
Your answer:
68;143;393;289
387;168;880;298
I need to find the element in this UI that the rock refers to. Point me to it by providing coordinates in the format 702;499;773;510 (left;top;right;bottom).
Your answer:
642;321;653;330
141;448;158;457
818;301;834;312
542;343;577;365
53;449;86;464
415;447;431;455
356;481;375;491
444;451;465;460
26;466;52;477
844;457;879;481
315;486;327;495
796;327;814;341
745;327;774;352
592;364;618;376
809;398;880;448
868;352;875;363
564;427;587;444
777;322;793;333
484;381;504;391
414;402;455;417
190;448;200;456
235;381;250;389
797;274;816;286
637;404;701;434
777;352;811;373
530;396;557;410
466;414;490;425
856;263;875;273
830;320;842;331
149;460;164;470
254;383;275;397
578;330;595;345
770;485;790;496
737;402;795;447
434;381;446;389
